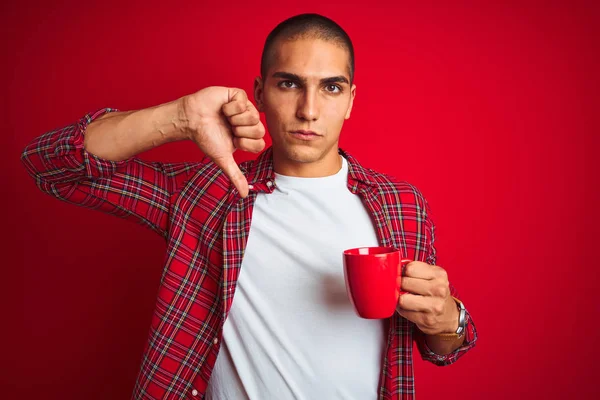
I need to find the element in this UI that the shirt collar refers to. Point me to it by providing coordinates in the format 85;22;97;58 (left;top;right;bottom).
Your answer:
241;146;379;189
339;148;379;188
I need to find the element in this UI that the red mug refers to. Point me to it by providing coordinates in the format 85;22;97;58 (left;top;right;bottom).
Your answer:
343;246;411;319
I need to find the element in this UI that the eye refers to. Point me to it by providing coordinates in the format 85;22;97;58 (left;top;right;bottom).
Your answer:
279;80;298;89
325;84;342;93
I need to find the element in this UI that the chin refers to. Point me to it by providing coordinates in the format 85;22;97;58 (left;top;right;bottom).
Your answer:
278;144;325;164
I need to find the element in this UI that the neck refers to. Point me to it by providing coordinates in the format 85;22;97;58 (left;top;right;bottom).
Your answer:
272;148;342;177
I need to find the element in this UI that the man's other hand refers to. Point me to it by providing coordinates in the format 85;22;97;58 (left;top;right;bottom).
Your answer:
181;87;266;198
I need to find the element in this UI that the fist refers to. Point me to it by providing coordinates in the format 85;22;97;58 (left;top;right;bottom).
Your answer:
181;86;266;198
396;261;459;335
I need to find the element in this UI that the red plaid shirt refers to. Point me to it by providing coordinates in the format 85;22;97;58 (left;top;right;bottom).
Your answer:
21;108;477;399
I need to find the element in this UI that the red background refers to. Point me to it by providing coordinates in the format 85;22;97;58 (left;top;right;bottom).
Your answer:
4;0;599;399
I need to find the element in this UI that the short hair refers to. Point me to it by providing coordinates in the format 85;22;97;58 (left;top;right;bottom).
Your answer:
260;13;355;83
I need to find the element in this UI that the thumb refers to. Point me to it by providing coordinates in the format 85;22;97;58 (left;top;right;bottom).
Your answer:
212;154;249;198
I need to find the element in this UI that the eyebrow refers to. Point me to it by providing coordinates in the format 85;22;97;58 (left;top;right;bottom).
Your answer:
272;72;350;85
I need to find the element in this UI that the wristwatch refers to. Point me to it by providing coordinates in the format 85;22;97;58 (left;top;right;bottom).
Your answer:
454;297;466;335
435;296;467;340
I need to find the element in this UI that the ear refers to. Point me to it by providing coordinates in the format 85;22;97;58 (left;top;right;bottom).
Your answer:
254;76;265;112
345;83;356;119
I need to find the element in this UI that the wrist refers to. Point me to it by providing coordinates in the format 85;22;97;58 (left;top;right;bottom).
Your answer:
176;96;194;140
148;98;192;143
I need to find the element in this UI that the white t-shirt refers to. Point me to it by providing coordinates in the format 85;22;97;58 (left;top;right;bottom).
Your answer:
206;156;385;400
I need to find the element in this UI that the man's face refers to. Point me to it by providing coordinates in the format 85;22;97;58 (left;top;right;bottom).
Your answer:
254;38;356;170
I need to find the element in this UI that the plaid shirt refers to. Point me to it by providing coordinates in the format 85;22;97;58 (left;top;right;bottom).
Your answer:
21;108;477;400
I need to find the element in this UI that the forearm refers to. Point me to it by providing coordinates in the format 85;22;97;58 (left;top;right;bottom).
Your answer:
84;98;190;161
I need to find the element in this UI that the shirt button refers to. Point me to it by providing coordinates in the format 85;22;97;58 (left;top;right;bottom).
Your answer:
266;181;273;187
248;184;254;190
213;337;219;345
191;389;199;396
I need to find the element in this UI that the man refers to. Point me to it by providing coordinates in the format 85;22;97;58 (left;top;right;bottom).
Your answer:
21;13;477;400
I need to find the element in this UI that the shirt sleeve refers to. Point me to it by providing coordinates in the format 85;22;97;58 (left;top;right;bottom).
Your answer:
20;108;201;238
413;193;479;366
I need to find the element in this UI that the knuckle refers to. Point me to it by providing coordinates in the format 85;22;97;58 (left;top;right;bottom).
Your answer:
432;302;444;315
234;102;246;114
226;101;244;116
423;315;436;328
433;285;448;298
251;113;260;125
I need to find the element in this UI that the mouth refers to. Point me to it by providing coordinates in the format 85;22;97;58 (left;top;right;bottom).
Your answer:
289;130;321;141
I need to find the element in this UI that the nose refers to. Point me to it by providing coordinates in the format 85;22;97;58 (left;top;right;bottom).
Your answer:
296;87;320;121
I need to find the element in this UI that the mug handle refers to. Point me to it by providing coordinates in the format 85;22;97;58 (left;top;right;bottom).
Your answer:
397;258;412;296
